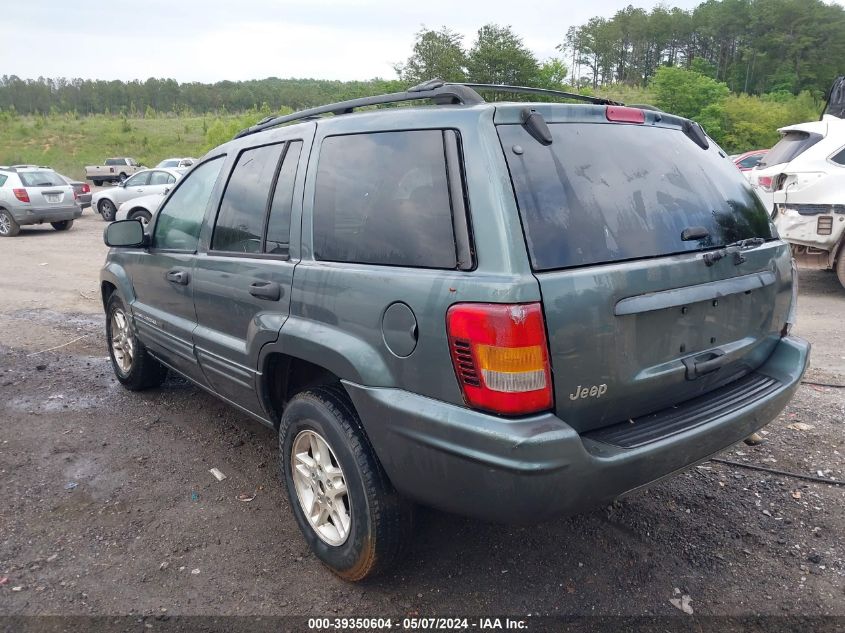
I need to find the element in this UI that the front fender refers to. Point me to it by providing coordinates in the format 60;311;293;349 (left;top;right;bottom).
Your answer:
100;261;136;308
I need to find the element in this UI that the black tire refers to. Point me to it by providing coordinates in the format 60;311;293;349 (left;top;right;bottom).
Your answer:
99;199;117;221
278;386;412;581
128;209;152;226
51;219;73;231
0;208;20;237
105;293;167;390
836;248;845;291
93;179;103;187
118;172;127;183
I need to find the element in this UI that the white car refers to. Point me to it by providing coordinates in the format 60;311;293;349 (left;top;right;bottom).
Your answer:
155;158;196;173
115;192;166;226
92;168;181;221
758;114;845;288
748;119;830;213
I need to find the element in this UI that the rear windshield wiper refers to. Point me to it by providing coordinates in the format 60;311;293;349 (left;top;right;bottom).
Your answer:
702;238;766;267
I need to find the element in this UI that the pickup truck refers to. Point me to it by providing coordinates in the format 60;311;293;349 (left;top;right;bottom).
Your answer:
85;158;144;186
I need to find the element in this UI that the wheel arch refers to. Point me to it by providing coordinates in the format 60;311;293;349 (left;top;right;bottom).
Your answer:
100;264;135;309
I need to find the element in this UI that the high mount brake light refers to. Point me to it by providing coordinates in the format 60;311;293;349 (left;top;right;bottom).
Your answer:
605;106;645;124
446;303;553;415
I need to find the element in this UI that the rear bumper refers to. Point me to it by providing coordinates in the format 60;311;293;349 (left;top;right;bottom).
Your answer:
344;336;810;523
13;205;82;225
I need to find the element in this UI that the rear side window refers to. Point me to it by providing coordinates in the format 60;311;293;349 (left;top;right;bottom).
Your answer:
830;147;845;165
313;130;457;268
760;131;822;167
149;171;172;185
499;123;774;271
212;143;284;253
265;141;303;255
0;175;7;187
18;170;65;187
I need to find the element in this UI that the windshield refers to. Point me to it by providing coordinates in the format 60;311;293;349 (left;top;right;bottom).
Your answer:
759;131;822;168
499;122;774;271
19;170;66;187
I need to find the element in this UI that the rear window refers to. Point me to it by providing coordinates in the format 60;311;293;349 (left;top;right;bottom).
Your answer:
105;158;125;166
18;170;66;187
313;130;457;269
760;131;822;168
499;123;774;271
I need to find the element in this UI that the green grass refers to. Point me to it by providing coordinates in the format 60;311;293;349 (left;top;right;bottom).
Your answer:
0;113;259;180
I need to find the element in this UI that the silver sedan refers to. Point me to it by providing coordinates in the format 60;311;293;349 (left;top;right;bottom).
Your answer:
92;168;181;221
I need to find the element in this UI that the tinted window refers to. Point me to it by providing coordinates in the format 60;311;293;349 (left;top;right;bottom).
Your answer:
153;157;224;251
18;170;65;187
105;158;124;166
738;154;763;168
499;123;774;271
830;147;845;165
212;143;284;253
0;174;7;187
313;130;457;268
760;131;822;167
149;171;172;185
125;172;150;187
265;141;302;255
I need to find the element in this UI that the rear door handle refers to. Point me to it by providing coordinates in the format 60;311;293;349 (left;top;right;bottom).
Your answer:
166;269;190;285
249;281;281;301
683;349;728;380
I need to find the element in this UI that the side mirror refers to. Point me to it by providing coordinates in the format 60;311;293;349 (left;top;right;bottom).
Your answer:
118;180;127;188
163;187;170;195
104;219;147;248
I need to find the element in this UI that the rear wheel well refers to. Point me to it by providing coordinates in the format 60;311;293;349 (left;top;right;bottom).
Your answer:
265;354;342;427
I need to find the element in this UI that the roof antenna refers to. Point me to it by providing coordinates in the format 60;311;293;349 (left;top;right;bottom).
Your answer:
520;107;553;146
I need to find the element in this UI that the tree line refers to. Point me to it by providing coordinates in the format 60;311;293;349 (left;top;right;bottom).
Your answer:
564;0;845;95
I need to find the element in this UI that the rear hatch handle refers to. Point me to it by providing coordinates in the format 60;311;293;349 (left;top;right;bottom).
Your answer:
683;349;728;380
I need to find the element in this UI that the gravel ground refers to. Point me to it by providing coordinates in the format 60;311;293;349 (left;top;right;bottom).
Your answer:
0;212;843;623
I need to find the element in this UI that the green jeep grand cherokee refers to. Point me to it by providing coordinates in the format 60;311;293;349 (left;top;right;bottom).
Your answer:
100;80;810;580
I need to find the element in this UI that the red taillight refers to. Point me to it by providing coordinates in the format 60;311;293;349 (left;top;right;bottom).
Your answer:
606;105;645;124
13;188;29;203
446;303;553;415
758;176;773;192
81;183;90;194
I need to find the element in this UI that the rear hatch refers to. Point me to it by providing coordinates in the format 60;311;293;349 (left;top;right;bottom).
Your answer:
497;105;794;433
18;170;74;208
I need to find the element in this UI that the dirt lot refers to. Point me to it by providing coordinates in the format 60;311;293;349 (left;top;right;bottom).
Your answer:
0;212;843;623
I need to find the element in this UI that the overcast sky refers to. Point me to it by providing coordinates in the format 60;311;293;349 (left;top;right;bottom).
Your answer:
3;0;845;83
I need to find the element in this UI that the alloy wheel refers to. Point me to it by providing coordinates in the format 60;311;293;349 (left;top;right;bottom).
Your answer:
110;308;134;374
291;429;352;546
0;213;9;235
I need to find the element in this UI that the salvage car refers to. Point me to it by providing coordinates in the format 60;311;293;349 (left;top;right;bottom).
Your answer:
100;80;809;580
115;192;165;226
0;166;81;236
85;157;144;186
57;172;92;209
93;168;180;221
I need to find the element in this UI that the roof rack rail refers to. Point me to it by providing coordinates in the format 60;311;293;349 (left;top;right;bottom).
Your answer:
453;83;622;106
234;79;484;139
232;79;622;139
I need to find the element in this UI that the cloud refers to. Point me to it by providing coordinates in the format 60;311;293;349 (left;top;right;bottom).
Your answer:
3;0;842;82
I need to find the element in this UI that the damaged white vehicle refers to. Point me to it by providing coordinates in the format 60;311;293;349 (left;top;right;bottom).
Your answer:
764;77;845;288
